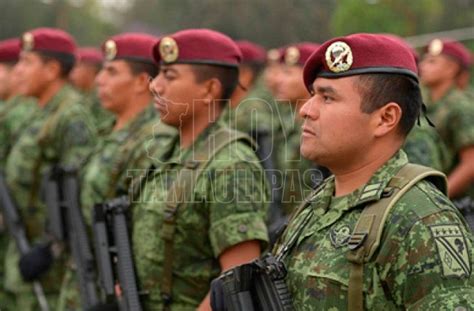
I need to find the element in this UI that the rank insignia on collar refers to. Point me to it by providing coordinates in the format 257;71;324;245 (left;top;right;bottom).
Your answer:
285;46;300;66
429;224;471;278
428;39;443;56
104;40;117;61
160;37;179;63
325;41;353;73
22;32;34;51
329;224;351;248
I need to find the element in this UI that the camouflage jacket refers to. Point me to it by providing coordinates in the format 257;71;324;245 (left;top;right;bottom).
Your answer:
273;150;473;310
132;120;269;310
4;84;96;294
403;117;452;173
0;95;38;170
80;104;177;221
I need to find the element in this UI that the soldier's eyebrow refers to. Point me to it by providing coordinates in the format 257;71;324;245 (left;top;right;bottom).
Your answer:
315;85;338;96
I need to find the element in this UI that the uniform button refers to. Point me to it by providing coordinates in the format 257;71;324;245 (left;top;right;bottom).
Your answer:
238;224;248;233
454;307;466;311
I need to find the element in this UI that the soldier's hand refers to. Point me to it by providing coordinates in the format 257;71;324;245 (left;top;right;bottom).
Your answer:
18;242;53;281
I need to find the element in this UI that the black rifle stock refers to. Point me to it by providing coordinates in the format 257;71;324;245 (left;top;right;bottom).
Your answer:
0;172;50;311
43;168;65;242
59;167;99;309
94;196;142;311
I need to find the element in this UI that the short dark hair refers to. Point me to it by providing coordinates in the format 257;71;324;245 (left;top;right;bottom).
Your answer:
127;60;158;78
189;64;239;100
242;62;265;84
37;51;75;78
355;74;421;136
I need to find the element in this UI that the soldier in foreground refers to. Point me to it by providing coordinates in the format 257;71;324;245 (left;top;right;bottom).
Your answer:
137;28;269;310
3;27;97;310
212;33;473;310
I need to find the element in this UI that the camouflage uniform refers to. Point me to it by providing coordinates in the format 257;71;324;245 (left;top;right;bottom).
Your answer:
81;90;114;136
3;84;97;310
273;150;474;310
425;88;474;199
132;120;269;310
56;104;177;310
403;118;452;172
0;95;38;310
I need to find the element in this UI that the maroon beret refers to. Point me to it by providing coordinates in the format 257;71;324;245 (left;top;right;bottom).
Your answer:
153;29;241;68
0;38;20;63
102;33;157;64
235;40;266;64
21;27;76;56
425;38;472;69
76;47;103;64
280;43;320;66
303;33;419;92
380;34;419;63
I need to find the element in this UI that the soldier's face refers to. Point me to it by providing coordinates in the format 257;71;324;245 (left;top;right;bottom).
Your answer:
14;51;51;98
419;54;461;87
299;76;374;169
70;61;99;92
95;60;138;114
0;63;13;100
274;65;309;104
150;64;209;128
263;63;283;96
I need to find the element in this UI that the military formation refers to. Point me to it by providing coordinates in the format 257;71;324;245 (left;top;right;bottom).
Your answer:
0;25;472;311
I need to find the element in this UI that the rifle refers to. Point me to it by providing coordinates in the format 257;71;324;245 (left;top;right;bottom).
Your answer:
0;172;50;311
92;196;142;311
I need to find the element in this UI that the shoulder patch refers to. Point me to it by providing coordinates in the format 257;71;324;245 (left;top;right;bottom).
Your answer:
429;224;471;278
329;224;351;248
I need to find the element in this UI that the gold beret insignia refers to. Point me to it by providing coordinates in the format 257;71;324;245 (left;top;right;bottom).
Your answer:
325;41;353;73
267;49;280;62
285;46;300;66
159;37;179;63
428;39;443;56
104;40;117;61
22;32;34;51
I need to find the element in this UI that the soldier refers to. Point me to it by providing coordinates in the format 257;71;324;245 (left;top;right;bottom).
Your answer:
263;48;283;96
136;28;269;310
418;38;474;199
273;43;327;214
3;28;97;310
69;47;114;134
57;32;177;311
273;33;473;309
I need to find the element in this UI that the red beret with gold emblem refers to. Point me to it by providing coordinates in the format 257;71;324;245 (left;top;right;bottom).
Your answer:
102;33;157;64
0;38;21;63
235;40;266;64
76;47;103;64
425;38;472;69
20;27;76;57
303;33;419;92
280;43;320;66
153;29;241;67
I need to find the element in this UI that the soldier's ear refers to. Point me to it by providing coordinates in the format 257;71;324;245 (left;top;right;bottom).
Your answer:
203;77;222;104
373;102;402;138
44;59;62;81
135;72;152;94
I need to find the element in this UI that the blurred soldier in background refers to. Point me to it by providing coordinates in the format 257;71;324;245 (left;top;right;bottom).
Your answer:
418;39;474;200
3;27;97;310
70;47;114;134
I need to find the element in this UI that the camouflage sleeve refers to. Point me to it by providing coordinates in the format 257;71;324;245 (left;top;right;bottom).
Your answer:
381;210;474;310
57;107;97;166
450;98;474;152
403;125;445;172
207;161;269;257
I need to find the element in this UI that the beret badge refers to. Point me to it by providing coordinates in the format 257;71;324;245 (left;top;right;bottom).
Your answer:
104;40;117;61
428;39;443;56
22;32;34;51
267;49;280;62
325;41;353;73
159;37;179;63
285;46;300;65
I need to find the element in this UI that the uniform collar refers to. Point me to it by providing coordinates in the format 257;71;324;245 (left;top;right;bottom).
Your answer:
42;83;78;113
319;149;409;212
